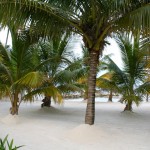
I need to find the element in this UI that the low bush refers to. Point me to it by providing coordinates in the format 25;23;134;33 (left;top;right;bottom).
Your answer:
0;135;23;150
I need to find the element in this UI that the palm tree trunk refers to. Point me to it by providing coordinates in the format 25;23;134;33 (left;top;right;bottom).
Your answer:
85;49;100;125
10;92;19;115
41;96;51;107
124;101;132;111
108;90;113;102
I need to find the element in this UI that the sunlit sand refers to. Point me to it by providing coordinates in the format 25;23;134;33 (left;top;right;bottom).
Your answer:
0;99;150;150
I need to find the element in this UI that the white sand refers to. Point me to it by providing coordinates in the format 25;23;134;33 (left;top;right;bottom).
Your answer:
0;100;150;150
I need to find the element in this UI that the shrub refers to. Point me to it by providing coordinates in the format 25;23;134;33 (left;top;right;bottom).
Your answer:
0;135;23;150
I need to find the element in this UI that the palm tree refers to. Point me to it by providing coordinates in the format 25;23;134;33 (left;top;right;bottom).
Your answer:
97;73;117;102
0;29;85;114
18;36;85;107
0;1;150;124
0;27;38;115
97;34;150;111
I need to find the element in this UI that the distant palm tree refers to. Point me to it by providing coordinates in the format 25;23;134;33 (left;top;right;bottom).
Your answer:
0;0;150;124
97;34;150;111
97;73;117;102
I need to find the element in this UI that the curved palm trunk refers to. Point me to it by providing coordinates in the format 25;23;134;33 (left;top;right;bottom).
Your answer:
10;92;19;115
41;96;51;107
85;49;100;125
108;90;113;102
124;101;132;111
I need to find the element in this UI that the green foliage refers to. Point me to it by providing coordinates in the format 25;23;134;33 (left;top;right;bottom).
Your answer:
0;135;23;150
13;35;86;103
0;26;41;114
0;27;86;111
97;33;150;107
0;0;149;49
0;0;149;123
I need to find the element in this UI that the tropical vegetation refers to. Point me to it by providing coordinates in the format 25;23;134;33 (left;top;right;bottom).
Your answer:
97;33;150;111
0;135;23;150
0;27;85;115
0;0;149;124
0;27;39;115
22;35;85;107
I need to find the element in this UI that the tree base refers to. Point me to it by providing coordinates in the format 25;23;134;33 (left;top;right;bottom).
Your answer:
124;104;132;112
10;107;18;115
41;97;51;107
108;90;113;102
108;99;112;102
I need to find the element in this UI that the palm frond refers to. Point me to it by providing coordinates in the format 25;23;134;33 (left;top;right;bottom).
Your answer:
24;85;63;104
58;83;83;93
96;73;119;92
136;81;150;94
121;94;142;106
14;71;47;88
0;0;149;42
0;84;10;98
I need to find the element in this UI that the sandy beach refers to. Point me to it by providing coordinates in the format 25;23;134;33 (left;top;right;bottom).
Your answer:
0;99;150;150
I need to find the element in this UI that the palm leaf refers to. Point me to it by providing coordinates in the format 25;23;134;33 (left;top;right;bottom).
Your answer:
14;71;47;88
136;81;150;94
24;85;63;104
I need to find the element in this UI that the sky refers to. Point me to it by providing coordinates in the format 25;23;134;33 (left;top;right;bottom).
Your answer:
71;35;123;68
0;28;12;46
0;28;123;68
